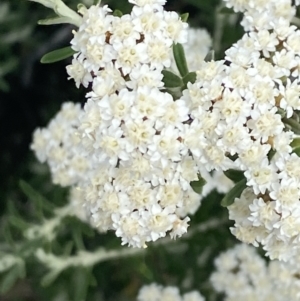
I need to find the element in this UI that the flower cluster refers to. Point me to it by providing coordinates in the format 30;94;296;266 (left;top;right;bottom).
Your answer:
31;0;219;248
30;102;88;187
137;283;205;301
180;0;300;261
66;0;187;91
31;98;233;234
210;244;300;300
223;0;299;31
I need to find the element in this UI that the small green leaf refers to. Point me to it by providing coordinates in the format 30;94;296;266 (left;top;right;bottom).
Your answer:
219;6;235;14
180;13;189;22
223;169;245;183
0;265;20;294
291;137;300;149
173;43;189;77
161;88;182;100
204;50;215;62
3;222;14;246
38;17;71;25
162;70;183;88
18;262;26;279
8;216;30;230
18;239;43;258
221;178;247;207
113;9;123;17
41;270;61;287
19;180;55;213
40;47;76;64
267;149;276;161
182;72;197;90
282;117;300;134
276;107;286;118
72;268;92;301
72;226;85;251
190;175;207;194
63;241;74;256
293;146;300;157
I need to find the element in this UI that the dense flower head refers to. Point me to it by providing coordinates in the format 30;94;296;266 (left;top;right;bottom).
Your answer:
31;97;232;247
223;0;296;31
32;0;300;254
137;283;205;301
66;1;188;90
31;102;89;187
210;244;300;300
33;0;220;247
179;2;300;259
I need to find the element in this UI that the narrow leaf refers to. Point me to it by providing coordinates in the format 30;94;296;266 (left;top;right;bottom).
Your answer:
19;180;55;212
182;72;197;90
219;7;235;14
8;216;30;230
291;137;300;149
18;262;26;279
180;13;189;22
162;70;183;88
173;43;189;77
38;17;71;25
41;270;61;287
204;50;215;62
190;175;207;194
221;178;247;207
40;47;76;64
282;117;300;134
223;169;245;183
72;268;91;301
267;149;276;161
276;107;286;118
0;265;20;294
3;222;14;246
293;146;300;157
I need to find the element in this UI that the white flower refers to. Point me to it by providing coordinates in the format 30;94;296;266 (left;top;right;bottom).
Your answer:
131;5;165;37
137;283;162;301
272;49;297;76
114;41;148;75
279;78;300;117
244;160;278;194
211;244;300;300
228;188;254;227
236;141;270;170
249;29;279;56
129;0;166;7
127;65;164;90
137;284;205;301
163;10;188;44
247;107;284;143
110;14;140;44
249;197;280;229
66;55;92;88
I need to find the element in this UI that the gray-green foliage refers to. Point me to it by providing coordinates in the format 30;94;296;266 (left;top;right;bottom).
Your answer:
0;176;234;301
0;2;33;91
